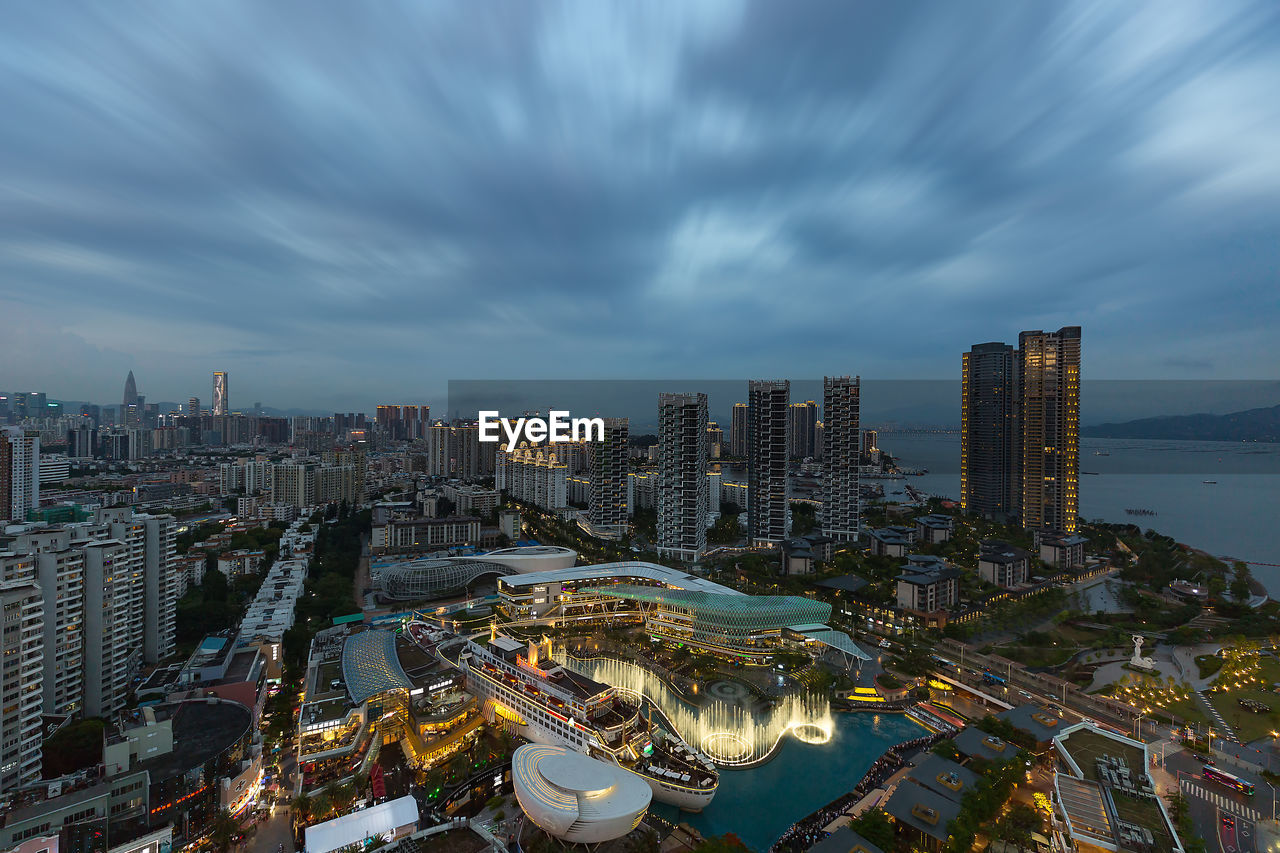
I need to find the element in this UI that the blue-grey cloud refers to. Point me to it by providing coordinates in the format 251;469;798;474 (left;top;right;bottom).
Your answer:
1;0;1278;411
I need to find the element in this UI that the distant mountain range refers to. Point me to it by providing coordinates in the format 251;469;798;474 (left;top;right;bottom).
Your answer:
1083;403;1280;442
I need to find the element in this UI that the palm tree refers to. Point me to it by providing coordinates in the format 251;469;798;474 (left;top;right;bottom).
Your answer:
289;794;311;826
209;808;239;853
423;768;445;798
311;792;332;820
448;752;470;783
324;780;342;811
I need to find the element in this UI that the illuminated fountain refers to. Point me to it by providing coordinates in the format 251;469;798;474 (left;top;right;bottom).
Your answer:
557;650;834;767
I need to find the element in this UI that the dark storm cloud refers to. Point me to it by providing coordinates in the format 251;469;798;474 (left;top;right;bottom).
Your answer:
1;0;1278;410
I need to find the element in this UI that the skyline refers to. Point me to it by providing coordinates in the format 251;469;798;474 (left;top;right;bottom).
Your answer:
6;372;1280;430
2;2;1280;411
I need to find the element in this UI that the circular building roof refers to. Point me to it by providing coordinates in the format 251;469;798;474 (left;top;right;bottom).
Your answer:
135;699;253;783
513;744;651;843
377;558;513;601
478;545;577;573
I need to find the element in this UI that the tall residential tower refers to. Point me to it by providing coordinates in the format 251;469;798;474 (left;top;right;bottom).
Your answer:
588;418;629;535
961;342;1017;520
1017;327;1081;533
729;403;748;458
961;327;1080;533
747;380;790;545
657;393;709;561
820;376;860;542
0;427;39;524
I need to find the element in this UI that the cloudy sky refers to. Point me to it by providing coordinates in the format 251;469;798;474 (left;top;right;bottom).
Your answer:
2;1;1278;413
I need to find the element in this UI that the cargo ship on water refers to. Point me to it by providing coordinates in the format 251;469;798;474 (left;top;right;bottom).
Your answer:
411;622;718;811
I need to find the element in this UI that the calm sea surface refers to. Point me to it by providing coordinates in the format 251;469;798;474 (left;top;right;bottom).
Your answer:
881;434;1280;594
650;712;926;851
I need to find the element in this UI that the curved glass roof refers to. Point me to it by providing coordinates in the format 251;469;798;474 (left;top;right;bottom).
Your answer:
342;630;412;703
378;558;514;600
581;584;830;628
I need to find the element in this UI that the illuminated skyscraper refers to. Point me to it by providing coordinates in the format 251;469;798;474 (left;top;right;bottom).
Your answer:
1017;327;1081;533
188;396;201;416
212;371;229;415
747;379;789;545
657;392;708;561
821;376;860;542
961;327;1080;533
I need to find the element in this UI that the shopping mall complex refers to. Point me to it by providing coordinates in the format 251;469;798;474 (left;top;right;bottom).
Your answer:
296;623;476;789
496;561;869;667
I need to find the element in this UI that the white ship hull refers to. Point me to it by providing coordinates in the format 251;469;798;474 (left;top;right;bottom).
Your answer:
467;659;717;810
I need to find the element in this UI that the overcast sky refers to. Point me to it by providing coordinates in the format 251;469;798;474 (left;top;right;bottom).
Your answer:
2;1;1279;413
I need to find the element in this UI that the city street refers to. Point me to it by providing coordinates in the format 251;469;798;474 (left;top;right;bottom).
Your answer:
1161;745;1278;853
247;803;295;853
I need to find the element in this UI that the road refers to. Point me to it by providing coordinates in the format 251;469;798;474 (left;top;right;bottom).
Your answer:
246;803;295;853
1163;746;1276;853
1214;809;1257;853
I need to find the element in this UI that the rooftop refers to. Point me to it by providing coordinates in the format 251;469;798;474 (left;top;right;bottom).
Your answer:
583;584;831;626
342;629;412;703
953;726;1020;763
907;754;979;802
814;574;869;594
884;781;962;843
497;560;740;594
997;704;1065;743
135;700;252;782
305;795;418;853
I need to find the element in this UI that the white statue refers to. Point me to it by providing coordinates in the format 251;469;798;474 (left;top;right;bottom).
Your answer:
1131;634;1157;670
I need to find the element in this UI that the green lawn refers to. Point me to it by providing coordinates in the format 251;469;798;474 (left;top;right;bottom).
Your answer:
1197;654;1224;679
1205;656;1280;743
1159;697;1210;727
991;644;1078;668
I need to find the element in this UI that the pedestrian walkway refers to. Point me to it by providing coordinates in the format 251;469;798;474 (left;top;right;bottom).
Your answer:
1197;689;1240;742
1180;779;1262;822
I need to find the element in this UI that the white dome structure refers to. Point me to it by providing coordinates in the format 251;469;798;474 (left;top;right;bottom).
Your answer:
481;545;577;573
512;744;651;843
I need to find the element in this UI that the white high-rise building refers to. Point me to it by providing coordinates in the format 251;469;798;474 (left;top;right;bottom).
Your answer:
0;507;176;724
81;539;144;717
37;546;85;715
143;515;178;662
821;376;861;542
0;531;85;717
0;427;40;524
0;581;44;791
497;444;568;510
657;393;708;561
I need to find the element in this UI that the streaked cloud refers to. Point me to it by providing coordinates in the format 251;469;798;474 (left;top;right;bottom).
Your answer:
1;0;1277;410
